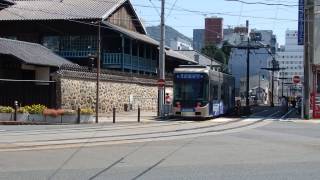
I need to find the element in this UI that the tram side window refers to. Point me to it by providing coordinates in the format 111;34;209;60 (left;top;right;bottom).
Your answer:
221;85;225;102
210;83;218;100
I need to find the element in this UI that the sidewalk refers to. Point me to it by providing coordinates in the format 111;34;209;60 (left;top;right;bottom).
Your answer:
98;110;159;123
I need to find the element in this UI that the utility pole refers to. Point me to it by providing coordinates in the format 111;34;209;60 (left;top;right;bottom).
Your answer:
258;71;261;100
159;0;165;118
304;0;311;119
258;59;262;101
229;20;266;114
271;64;275;107
96;21;101;123
246;37;250;110
261;52;284;107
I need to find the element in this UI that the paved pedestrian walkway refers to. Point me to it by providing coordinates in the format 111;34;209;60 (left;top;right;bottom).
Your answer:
98;111;158;123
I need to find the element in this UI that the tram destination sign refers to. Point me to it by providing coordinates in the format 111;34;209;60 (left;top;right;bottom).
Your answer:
175;73;204;80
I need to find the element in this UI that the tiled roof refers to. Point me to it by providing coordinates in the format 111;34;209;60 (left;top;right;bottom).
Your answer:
104;22;196;64
175;50;222;66
104;22;159;46
0;38;72;67
165;49;196;64
1;0;15;5
0;0;125;21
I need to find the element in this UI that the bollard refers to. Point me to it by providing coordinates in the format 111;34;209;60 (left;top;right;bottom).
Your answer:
13;100;18;121
138;106;140;123
113;107;116;123
77;107;81;124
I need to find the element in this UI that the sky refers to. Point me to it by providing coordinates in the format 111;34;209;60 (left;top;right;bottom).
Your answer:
131;0;299;46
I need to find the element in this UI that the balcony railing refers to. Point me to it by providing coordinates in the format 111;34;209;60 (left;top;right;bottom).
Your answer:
57;50;96;58
57;50;157;73
103;53;157;73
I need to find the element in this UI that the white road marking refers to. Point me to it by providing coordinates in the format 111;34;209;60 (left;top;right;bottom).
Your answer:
281;108;295;120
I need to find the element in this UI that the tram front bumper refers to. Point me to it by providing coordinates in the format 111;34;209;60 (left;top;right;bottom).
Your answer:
173;105;210;117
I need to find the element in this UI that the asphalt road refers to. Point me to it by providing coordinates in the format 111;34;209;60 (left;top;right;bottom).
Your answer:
1;107;320;180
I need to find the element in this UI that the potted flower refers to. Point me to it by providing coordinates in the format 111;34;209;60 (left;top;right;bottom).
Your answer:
0;106;14;121
80;108;94;123
43;109;64;124
26;104;47;122
61;109;77;124
16;107;29;122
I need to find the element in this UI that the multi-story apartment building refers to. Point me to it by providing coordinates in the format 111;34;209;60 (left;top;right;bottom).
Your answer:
193;29;205;51
223;26;247;46
276;30;304;97
205;17;223;45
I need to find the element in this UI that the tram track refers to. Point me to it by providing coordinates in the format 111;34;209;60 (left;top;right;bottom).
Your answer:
0;118;242;144
0;118;268;152
0;120;192;136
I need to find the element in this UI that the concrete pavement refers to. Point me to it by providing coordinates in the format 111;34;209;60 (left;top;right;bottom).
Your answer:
98;111;158;123
1;115;320;179
1;106;320;179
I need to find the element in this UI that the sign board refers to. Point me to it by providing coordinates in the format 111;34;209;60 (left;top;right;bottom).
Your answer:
293;76;301;84
158;79;165;88
298;0;304;45
175;73;204;80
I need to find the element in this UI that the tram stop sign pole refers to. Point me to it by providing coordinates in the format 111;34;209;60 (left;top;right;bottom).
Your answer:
158;79;165;88
293;76;301;84
158;79;165;118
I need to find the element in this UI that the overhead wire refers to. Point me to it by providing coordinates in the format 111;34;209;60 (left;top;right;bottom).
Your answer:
90;0;300;22
224;0;298;7
147;0;161;16
166;0;179;19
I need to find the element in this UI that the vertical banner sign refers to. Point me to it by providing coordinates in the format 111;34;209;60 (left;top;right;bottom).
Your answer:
298;0;304;45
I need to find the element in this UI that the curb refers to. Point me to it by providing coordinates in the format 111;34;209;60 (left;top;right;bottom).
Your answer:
0;121;51;125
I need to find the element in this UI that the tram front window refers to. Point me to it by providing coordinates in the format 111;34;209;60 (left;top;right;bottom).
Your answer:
174;74;208;107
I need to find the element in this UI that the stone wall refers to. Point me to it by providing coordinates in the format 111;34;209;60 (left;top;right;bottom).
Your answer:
54;68;173;113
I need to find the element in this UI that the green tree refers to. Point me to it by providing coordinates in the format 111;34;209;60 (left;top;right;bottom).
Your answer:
201;44;226;65
221;41;232;65
215;50;226;65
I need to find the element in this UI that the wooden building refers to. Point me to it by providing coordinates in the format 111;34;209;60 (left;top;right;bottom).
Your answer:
0;37;72;107
0;0;195;75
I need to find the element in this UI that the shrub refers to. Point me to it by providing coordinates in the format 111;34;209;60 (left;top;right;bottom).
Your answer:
0;106;14;113
24;104;47;114
17;107;28;114
80;108;94;115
